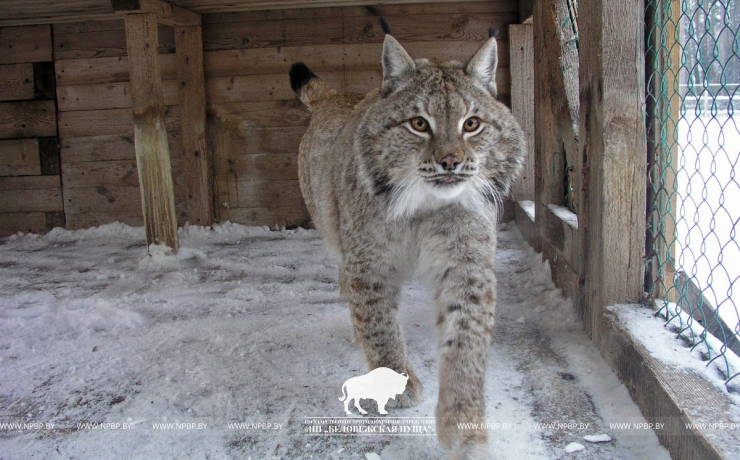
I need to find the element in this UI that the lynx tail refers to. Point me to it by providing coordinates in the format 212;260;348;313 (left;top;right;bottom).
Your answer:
289;62;335;111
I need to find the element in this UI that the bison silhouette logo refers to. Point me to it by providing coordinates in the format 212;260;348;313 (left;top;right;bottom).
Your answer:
339;367;409;415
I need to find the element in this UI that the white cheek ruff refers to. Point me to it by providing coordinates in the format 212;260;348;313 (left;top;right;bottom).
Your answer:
386;179;493;221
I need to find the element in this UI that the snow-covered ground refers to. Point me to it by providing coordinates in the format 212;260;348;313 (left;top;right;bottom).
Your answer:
0;222;674;459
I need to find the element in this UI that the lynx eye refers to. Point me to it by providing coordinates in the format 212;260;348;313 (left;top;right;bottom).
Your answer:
463;117;481;133
409;117;430;133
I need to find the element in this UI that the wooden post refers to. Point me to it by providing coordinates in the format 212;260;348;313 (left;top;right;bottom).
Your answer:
176;25;214;226
123;12;179;252
578;0;646;343
509;22;534;203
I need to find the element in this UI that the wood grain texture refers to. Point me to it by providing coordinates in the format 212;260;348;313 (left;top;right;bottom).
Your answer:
0;176;62;212
55;53;177;86
0;64;35;101
578;0;647;343
123;12;179;250
0;0;518;27
0;139;41;176
112;0;201;27
176;24;214;225
0;100;57;138
0;212;47;235
58;106;180;138
601;308;731;460
54;22;175;60
61;132;183;162
0;25;52;64
509;23;534;202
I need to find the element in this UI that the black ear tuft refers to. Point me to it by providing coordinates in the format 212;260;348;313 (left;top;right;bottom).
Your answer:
489;26;499;38
289;62;316;94
379;17;391;35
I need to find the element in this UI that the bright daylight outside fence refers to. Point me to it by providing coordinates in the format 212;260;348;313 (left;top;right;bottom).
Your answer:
645;0;740;386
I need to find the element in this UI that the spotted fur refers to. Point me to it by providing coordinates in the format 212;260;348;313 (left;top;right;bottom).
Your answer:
290;30;524;460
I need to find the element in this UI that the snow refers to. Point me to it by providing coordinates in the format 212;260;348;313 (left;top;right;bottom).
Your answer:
609;303;740;411
547;204;578;229
583;434;612;443
518;200;535;222
0;221;672;459
564;442;585;453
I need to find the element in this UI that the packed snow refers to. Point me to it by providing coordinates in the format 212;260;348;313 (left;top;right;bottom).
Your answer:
0;221;673;459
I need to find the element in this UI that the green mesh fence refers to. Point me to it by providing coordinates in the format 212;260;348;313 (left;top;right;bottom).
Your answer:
645;0;740;387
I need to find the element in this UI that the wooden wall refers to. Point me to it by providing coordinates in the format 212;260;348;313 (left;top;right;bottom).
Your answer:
54;20;188;230
205;2;516;228
0;1;518;234
0;25;64;235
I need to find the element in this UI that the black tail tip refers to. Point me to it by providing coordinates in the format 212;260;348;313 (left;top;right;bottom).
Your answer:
489;26;499;38
379;17;391;35
289;62;316;94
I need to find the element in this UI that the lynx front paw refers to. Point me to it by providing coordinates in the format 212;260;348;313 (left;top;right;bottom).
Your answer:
436;406;488;460
386;371;423;408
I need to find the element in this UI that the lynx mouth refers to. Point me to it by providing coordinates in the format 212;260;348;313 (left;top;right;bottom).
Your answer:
425;173;470;186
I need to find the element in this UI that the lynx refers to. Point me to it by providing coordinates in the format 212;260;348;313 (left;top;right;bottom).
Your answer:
289;24;524;459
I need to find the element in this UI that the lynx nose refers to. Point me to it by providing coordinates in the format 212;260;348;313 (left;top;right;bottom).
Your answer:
438;155;460;171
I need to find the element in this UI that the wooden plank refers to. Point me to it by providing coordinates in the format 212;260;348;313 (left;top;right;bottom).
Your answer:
0;176;62;212
202;16;344;51
235;180;303;209
0;139;41;176
0;64;35;101
123;12;178;250
56;80;180;111
210;126;307;155
61;132;182;162
58;106;180;138
220;153;299;181
206;69;509;103
209;101;311;130
202;40;509;78
54;24;175;60
65;210;144;230
602;307;732;460
61;156;184;187
0;212;47;235
55;54;177;86
199;2;517;24
579;0;647;343
342;12;515;44
0;2;116;28
0;25;52;64
509;23;534;202
112;0;201;27
62;183;186;217
176;25;214;226
221;206;310;228
0;100;57;138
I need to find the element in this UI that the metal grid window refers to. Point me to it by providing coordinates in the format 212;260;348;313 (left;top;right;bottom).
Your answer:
646;0;740;386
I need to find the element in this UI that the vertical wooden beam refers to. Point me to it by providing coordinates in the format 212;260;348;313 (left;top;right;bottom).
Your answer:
175;24;214;226
509;22;534;203
123;12;178;252
579;0;646;343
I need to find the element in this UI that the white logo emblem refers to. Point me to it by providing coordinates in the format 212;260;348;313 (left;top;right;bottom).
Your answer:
338;367;409;415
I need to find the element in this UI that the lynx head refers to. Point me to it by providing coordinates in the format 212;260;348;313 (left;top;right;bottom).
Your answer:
356;28;525;220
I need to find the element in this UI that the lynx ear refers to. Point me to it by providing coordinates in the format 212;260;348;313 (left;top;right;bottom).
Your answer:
465;30;499;97
381;34;415;97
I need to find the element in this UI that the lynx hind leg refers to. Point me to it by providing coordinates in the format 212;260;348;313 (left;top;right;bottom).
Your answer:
341;265;423;407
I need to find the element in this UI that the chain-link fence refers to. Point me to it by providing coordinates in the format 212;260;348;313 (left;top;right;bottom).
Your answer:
645;0;740;387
